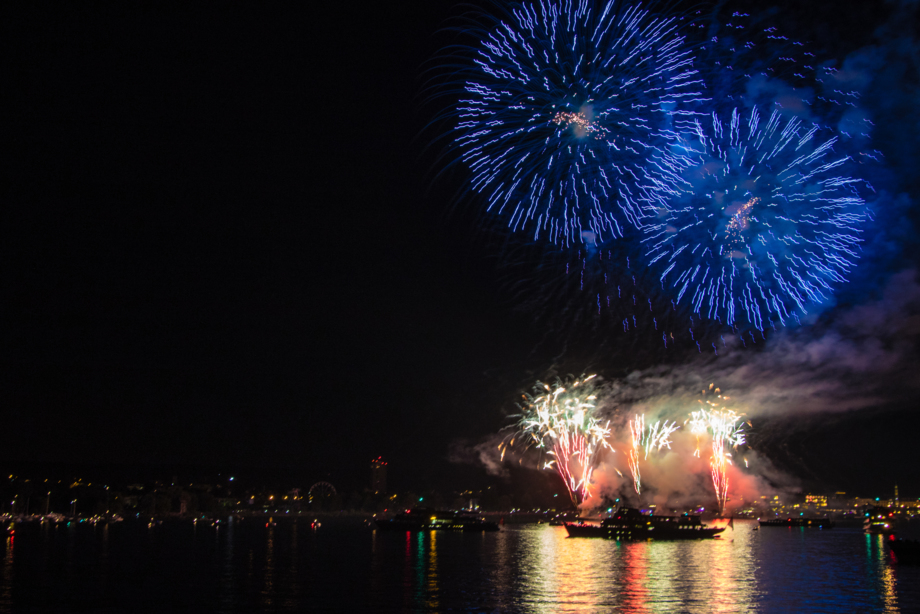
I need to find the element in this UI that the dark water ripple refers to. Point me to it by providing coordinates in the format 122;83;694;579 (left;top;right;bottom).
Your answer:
0;518;916;612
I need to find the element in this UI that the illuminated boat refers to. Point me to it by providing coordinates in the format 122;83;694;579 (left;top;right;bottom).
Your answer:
548;512;579;526
758;517;835;528
564;507;725;540
375;509;500;532
864;507;896;534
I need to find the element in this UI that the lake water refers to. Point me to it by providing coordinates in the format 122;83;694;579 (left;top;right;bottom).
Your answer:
0;517;917;612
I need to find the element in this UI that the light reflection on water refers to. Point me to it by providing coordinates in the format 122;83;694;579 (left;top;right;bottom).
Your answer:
426;530;439;610
872;534;899;613
218;516;236;613
0;518;917;612
509;523;758;613
404;520;913;613
0;536;13;613
262;524;275;609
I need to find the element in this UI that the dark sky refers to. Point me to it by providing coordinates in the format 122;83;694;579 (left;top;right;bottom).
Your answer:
2;1;918;495
0;1;553;490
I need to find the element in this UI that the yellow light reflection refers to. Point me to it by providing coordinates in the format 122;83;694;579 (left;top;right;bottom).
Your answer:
0;535;15;612
0;535;13;613
876;535;899;613
517;525;619;612
513;520;759;612
880;563;899;613
425;531;439;610
262;525;274;608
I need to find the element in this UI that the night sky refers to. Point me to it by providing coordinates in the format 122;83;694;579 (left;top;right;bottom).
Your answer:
2;1;918;495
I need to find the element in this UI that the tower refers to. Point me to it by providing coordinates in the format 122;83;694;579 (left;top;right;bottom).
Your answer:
371;457;387;494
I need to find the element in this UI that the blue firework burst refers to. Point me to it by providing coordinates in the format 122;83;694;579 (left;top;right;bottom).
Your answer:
449;0;706;248
641;106;872;331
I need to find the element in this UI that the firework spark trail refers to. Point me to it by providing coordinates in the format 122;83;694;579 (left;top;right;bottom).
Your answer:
707;410;746;515
642;417;680;460
683;11;865;114
689;409;708;458
641;106;872;332
628;415;642;495
449;0;707;248
688;384;747;514
500;375;613;505
476;10;878;346
627;413;680;494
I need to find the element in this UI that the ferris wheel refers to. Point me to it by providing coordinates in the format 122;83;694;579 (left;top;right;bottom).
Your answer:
308;481;336;503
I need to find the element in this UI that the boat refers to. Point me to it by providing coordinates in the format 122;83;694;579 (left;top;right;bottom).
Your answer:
864;507;896;535
564;507;725;540
759;517;835;528
887;538;920;564
375;509;500;532
548;512;579;526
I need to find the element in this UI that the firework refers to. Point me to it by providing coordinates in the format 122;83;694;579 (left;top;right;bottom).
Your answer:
641;105;871;331
447;0;706;248
500;375;613;505
627;413;679;494
707;410;745;515
487;10;876;346
689;384;747;514
627;416;642;495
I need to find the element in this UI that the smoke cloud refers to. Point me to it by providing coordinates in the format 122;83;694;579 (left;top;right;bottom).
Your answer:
599;268;920;421
448;434;510;478
451;269;920;512
577;269;920;510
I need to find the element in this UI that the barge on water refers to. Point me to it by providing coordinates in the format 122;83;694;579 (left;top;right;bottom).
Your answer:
759;517;835;528
375;509;500;532
564;507;725;541
865;506;896;535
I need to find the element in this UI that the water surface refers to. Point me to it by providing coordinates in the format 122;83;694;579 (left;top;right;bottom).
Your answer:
1;518;916;612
